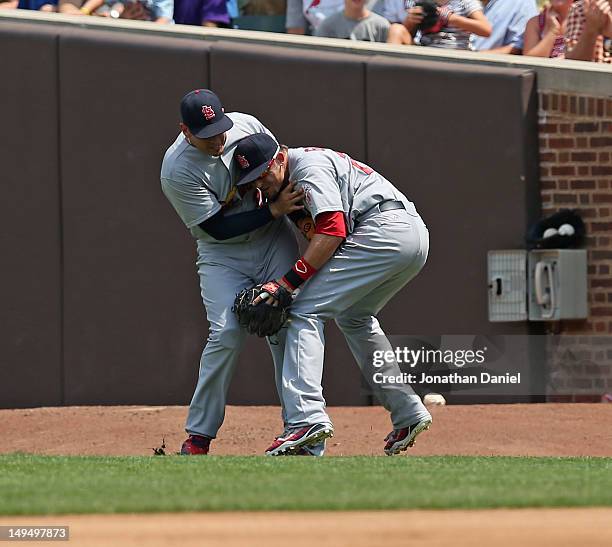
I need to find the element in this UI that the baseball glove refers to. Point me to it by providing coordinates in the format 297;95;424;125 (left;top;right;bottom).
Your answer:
232;282;293;337
414;0;440;31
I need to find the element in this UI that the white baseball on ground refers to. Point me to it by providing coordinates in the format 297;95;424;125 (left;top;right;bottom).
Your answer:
543;227;558;238
558;223;575;236
423;393;447;407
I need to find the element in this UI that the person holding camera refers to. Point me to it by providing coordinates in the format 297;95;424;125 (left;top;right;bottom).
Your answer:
386;0;491;49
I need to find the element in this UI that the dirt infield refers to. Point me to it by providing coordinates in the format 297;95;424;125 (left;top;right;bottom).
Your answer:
2;403;611;547
1;509;612;547
1;403;611;457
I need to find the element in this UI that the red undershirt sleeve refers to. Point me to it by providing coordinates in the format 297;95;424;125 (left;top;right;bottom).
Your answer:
314;211;347;238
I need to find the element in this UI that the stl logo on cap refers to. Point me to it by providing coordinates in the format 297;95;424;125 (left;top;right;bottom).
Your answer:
236;155;250;169
201;105;215;121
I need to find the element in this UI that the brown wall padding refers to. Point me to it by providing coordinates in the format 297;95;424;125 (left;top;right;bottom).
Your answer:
367;57;539;332
0;23;540;408
209;42;367;159
59;30;211;404
365;57;541;402
0;23;62;408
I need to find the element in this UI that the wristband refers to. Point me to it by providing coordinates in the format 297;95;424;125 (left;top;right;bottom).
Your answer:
281;257;317;290
80;6;92;14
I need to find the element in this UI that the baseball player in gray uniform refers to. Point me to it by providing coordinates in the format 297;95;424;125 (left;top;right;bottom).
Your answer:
232;133;433;456
160;90;327;455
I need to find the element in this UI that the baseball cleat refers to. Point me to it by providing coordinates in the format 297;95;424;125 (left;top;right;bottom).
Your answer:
284;440;326;457
180;434;211;455
265;423;334;456
384;418;432;456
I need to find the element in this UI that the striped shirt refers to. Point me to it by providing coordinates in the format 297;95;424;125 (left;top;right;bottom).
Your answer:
384;0;484;50
538;9;566;58
565;0;612;63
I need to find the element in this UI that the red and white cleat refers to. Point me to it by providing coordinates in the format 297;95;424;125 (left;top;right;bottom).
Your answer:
265;423;334;456
384;418;432;456
180;434;211;455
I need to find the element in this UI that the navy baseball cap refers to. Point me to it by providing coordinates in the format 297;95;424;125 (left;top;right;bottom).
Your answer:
180;89;233;138
234;133;280;186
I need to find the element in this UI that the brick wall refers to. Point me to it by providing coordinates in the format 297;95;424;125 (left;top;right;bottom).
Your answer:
538;90;612;402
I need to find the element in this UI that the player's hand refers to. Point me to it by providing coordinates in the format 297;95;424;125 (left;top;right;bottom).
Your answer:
268;182;304;219
253;279;292;306
253;292;277;306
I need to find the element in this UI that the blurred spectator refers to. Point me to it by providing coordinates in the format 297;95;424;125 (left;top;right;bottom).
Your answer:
148;0;173;22
0;0;57;10
472;0;539;53
386;0;491;49
315;0;389;41
524;0;573;58
173;0;229;25
286;0;344;33
107;0;173;21
286;0;382;34
226;0;237;18
241;0;285;15
59;0;171;20
0;0;57;8
58;0;104;14
22;0;57;8
565;0;612;62
285;0;304;32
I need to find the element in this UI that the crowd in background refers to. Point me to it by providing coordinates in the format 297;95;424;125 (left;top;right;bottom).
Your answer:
0;0;610;63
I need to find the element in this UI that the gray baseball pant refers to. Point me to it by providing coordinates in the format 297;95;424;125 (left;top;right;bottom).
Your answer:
282;207;432;429
185;219;298;438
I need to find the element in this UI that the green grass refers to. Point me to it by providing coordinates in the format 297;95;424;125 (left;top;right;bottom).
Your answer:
1;454;611;515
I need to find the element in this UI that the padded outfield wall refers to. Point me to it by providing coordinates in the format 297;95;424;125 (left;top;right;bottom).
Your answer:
0;15;540;408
